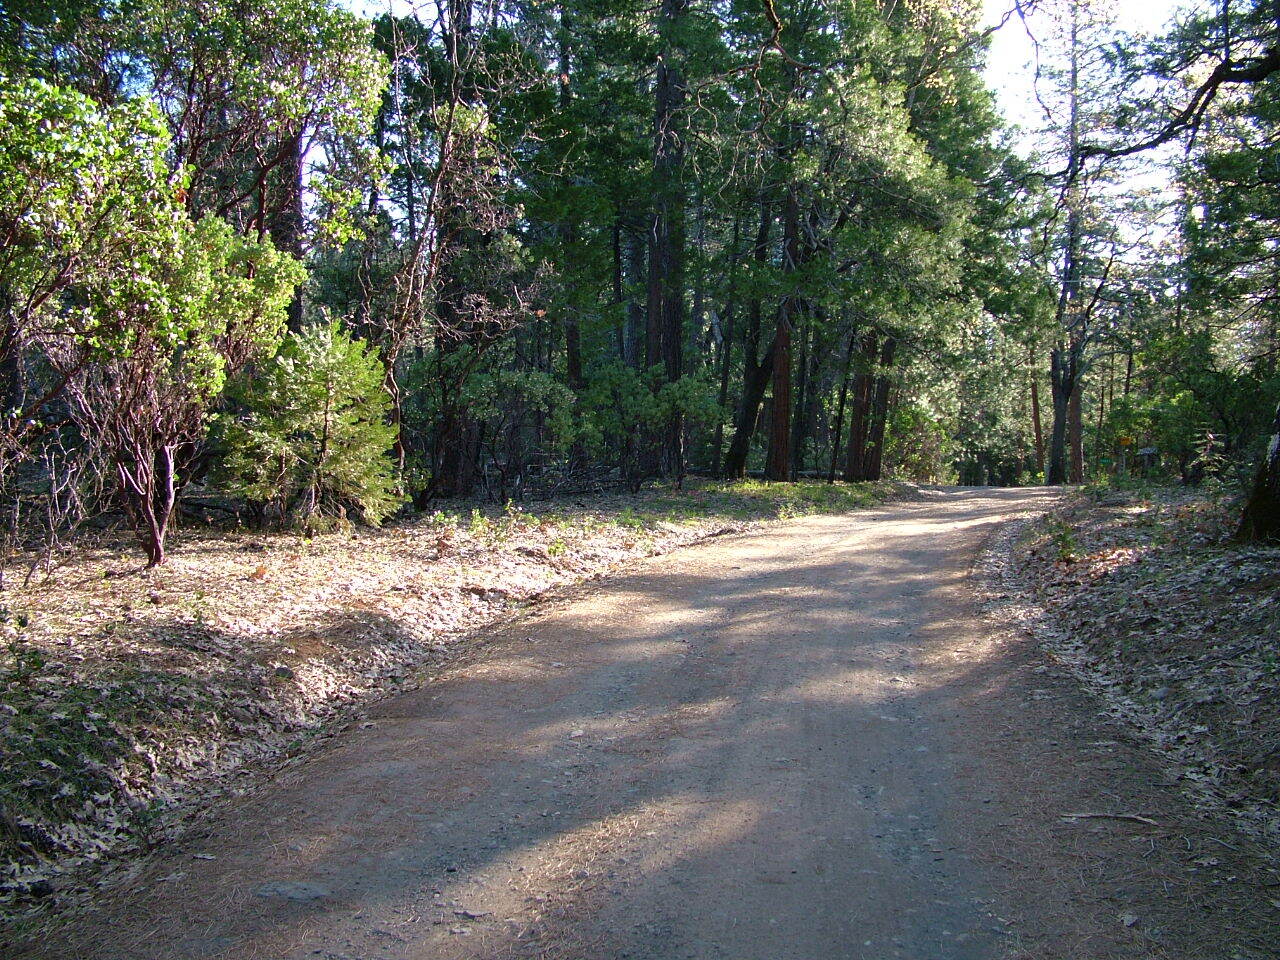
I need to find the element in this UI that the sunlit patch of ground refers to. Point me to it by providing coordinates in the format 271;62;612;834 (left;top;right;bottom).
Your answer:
0;479;908;906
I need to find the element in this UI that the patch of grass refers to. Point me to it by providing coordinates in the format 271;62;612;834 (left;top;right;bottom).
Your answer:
403;479;898;543
689;478;897;521
615;508;649;531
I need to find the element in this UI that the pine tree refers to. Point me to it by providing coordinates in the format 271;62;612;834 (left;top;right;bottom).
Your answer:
216;322;402;530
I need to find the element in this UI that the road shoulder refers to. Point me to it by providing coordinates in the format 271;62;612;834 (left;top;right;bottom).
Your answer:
953;514;1279;960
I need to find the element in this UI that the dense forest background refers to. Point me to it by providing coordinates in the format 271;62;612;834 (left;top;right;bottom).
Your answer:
2;0;1279;567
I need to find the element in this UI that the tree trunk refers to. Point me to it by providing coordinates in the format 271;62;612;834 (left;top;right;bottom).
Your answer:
723;338;776;479
765;186;800;482
1029;348;1045;477
1067;376;1084;483
565;310;585;393
645;0;688;478
789;309;819;478
1047;344;1076;486
558;7;585;402
864;338;897;481
843;331;878;482
712;218;741;471
121;444;176;568
624;228;645;368
270;130;306;332
1094;355;1109;475
721;197;772;479
1237;401;1280;541
430;0;485;500
828;333;856;482
765;305;793;481
386;367;406;474
1048;1;1085;487
613;217;626;360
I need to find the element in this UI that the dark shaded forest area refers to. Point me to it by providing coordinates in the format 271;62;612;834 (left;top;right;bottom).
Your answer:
2;0;1279;570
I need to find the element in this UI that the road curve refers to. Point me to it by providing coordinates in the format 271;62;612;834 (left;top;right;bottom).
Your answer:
22;487;1254;960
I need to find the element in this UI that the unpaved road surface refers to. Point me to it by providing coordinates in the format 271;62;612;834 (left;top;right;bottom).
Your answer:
18;488;1278;960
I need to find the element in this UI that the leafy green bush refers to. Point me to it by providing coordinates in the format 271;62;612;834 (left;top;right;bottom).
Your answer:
1;78;304;565
215;321;402;530
887;402;960;483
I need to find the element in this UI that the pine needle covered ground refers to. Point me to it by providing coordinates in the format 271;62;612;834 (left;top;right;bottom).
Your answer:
0;480;906;909
1006;486;1280;847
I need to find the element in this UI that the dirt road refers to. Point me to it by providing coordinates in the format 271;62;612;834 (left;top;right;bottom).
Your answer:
20;488;1276;960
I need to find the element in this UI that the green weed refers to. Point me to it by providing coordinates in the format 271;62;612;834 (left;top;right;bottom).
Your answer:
1046;517;1080;563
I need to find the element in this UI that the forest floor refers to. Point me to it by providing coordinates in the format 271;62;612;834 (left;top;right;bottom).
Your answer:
12;486;1280;960
0;478;908;914
991;484;1280;849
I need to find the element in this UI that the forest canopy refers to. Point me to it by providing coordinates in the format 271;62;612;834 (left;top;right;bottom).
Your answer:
2;0;1279;567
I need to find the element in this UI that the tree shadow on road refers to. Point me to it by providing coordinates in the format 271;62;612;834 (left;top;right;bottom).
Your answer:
20;488;1276;960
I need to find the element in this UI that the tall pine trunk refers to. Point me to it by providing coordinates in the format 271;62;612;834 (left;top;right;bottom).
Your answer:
1048;0;1084;486
645;0;687;479
1047;344;1076;486
559;5;585;405
1068;378;1084;482
712;218;741;470
722;198;771;479
843;331;878;482
432;0;484;499
1029;347;1045;477
828;332;856;483
765;306;793;481
1237;401;1280;541
789;310;823;478
765;186;800;481
863;338;897;481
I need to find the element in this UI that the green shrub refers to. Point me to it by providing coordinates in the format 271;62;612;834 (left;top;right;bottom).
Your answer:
215;321;402;530
1046;517;1080;563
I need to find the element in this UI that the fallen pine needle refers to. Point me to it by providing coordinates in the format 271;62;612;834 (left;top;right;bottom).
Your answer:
1060;812;1159;826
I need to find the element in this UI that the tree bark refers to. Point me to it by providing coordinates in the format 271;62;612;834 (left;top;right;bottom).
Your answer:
712;218;741;471
828;333;856;483
558;5;585;400
1029;347;1045;477
613;217;626;360
270;130;306;332
1067;376;1084;483
1048;0;1085;487
624;228;646;368
119;444;177;567
765;186;800;482
1047;343;1078;485
723;337;776;479
645;0;688;478
721;198;772;479
843;331;878;482
765;304;793;481
1237;401;1280;541
789;308;819;478
864;338;897;481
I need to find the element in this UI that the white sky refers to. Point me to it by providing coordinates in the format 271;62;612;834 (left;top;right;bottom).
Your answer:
981;0;1193;140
